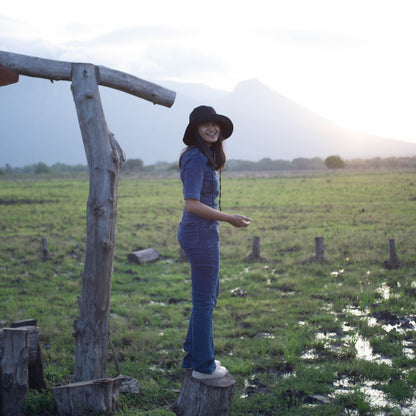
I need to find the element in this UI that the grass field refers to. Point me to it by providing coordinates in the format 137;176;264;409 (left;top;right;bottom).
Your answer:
1;170;416;415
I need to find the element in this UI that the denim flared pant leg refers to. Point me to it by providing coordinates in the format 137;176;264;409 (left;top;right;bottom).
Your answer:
178;221;220;374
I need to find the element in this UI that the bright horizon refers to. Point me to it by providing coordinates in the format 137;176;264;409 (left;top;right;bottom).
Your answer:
1;0;415;144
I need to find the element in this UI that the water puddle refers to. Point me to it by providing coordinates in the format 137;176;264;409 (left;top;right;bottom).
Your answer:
295;285;416;414
403;340;415;359
354;335;392;366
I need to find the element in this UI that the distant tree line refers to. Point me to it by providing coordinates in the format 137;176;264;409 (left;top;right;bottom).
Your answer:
0;162;88;176
1;156;416;176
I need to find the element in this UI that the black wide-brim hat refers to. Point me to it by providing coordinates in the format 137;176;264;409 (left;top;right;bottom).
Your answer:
182;105;233;145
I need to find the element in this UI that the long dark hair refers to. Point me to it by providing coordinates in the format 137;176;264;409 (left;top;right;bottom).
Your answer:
179;131;226;170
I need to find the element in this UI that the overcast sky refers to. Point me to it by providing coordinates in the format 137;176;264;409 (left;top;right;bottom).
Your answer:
1;0;415;143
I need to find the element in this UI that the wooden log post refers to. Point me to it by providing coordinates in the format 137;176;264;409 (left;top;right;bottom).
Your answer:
11;320;45;390
246;236;265;261
383;238;400;269
51;377;124;416
0;320;46;391
71;63;125;382
172;370;237;416
178;247;188;262
127;248;160;264
389;238;398;264
1;328;29;416
252;236;261;259
41;237;49;261
315;237;324;261
0;50;176;407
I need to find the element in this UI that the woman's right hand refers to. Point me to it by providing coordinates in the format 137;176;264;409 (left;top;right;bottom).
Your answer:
228;214;252;228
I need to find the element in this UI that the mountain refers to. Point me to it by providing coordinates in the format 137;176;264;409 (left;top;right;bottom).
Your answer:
1;76;416;167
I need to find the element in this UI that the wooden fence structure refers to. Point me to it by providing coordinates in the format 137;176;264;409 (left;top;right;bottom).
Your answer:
0;50;175;415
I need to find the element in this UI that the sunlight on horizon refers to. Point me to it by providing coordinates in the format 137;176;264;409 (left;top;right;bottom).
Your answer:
1;0;416;142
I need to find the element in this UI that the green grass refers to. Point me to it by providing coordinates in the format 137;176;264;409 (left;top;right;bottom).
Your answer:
1;170;416;415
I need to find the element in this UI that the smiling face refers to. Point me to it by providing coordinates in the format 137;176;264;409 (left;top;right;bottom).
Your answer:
197;121;220;147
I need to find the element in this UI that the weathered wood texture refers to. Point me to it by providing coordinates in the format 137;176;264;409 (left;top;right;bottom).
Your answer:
127;248;160;264
71;63;125;382
51;377;124;416
172;370;237;416
252;236;261;258
315;236;324;261
389;238;398;264
0;50;175;107
0;321;46;390
178;247;188;262
1;328;29;416
41;237;49;261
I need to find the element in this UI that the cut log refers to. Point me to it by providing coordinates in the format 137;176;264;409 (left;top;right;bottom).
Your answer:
172;370;237;416
51;377;124;416
1;328;29;416
127;248;160;264
1;321;46;390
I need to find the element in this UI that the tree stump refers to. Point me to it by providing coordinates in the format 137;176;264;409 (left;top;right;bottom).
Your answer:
172;370;237;416
51;377;124;416
0;320;46;391
127;248;160;264
1;328;29;416
10;319;46;390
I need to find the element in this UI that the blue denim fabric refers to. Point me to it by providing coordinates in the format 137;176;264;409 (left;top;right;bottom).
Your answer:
180;146;219;212
177;146;221;374
178;221;220;373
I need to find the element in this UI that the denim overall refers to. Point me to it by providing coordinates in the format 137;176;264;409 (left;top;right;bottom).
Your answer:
177;146;220;374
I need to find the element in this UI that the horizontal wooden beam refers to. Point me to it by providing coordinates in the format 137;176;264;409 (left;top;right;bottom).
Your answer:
0;50;175;107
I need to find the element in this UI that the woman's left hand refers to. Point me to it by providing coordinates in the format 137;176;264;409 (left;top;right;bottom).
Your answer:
228;214;252;228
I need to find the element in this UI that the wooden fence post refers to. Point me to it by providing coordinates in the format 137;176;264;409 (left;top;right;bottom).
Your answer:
389;239;397;264
252;236;261;259
172;370;237;416
178;248;188;262
41;237;49;261
1;328;29;416
383;238;400;269
71;62;125;382
246;236;265;261
315;237;324;261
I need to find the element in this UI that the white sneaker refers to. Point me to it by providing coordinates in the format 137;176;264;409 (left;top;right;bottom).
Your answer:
192;365;228;380
184;359;221;370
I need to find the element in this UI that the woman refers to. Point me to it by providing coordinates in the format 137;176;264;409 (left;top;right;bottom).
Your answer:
177;105;251;380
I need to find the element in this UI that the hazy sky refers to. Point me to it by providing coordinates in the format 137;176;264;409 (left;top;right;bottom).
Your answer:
1;0;415;143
